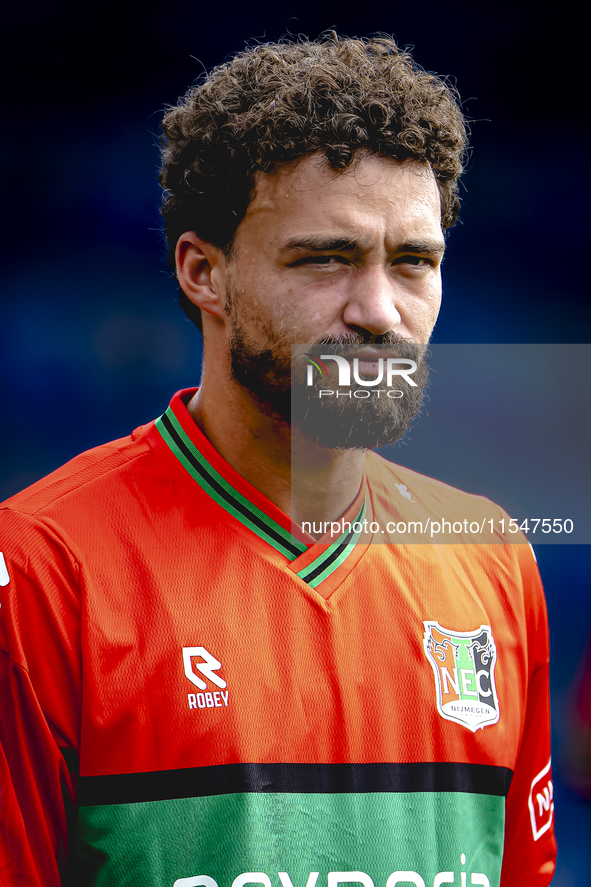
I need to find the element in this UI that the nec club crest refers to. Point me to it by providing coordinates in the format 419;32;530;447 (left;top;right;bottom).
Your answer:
423;621;499;731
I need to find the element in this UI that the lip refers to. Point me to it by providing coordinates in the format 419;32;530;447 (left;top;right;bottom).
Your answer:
342;349;387;361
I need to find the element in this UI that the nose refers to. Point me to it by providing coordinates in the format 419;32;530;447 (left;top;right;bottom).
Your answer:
341;266;402;337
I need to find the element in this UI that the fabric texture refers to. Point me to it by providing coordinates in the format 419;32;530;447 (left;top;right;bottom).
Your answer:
0;390;556;886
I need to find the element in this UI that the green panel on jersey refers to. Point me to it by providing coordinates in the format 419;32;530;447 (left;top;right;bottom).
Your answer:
75;792;503;887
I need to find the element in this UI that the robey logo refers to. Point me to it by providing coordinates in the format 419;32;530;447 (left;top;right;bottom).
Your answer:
182;646;229;710
173;862;491;887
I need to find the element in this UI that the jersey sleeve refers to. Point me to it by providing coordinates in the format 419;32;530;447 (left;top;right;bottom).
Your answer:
0;508;81;887
500;542;557;885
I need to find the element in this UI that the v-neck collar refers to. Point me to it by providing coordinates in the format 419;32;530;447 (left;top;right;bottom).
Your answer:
154;390;370;591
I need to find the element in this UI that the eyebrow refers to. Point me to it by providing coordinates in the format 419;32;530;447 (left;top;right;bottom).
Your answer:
396;238;446;257
281;236;359;254
280;235;446;257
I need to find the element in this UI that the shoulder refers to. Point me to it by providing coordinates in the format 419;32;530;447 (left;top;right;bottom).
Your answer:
1;425;154;520
365;451;505;522
0;421;164;579
0;389;200;535
365;451;546;619
0;424;161;662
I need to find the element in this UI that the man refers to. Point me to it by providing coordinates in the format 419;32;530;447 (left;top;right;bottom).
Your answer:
0;35;556;886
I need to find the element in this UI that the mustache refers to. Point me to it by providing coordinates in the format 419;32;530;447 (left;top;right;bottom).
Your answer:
314;331;414;347
304;332;428;361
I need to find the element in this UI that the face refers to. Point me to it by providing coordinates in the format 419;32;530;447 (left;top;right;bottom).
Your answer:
220;152;445;448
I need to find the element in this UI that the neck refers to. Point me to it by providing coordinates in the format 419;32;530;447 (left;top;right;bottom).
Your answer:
187;379;366;533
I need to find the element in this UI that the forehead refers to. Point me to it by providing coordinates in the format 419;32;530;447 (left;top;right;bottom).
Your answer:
237;152;442;248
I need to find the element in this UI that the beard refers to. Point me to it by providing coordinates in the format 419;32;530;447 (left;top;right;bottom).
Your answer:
227;293;429;450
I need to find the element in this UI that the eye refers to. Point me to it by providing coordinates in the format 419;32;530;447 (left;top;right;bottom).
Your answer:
393;255;431;267
291;255;349;266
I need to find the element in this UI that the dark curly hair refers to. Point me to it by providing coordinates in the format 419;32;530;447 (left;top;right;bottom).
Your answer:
159;34;468;330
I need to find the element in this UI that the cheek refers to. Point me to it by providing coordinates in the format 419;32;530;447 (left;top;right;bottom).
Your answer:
263;286;317;336
404;285;442;339
428;286;443;323
238;284;304;341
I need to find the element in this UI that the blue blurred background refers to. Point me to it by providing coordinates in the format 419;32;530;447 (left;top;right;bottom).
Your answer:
1;2;589;881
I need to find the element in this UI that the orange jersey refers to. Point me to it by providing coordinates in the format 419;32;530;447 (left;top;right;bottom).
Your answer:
0;390;556;886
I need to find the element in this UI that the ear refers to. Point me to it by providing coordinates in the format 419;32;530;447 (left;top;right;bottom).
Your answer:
175;232;227;321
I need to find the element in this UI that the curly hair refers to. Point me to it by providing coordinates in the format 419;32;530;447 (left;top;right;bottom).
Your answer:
159;34;468;329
